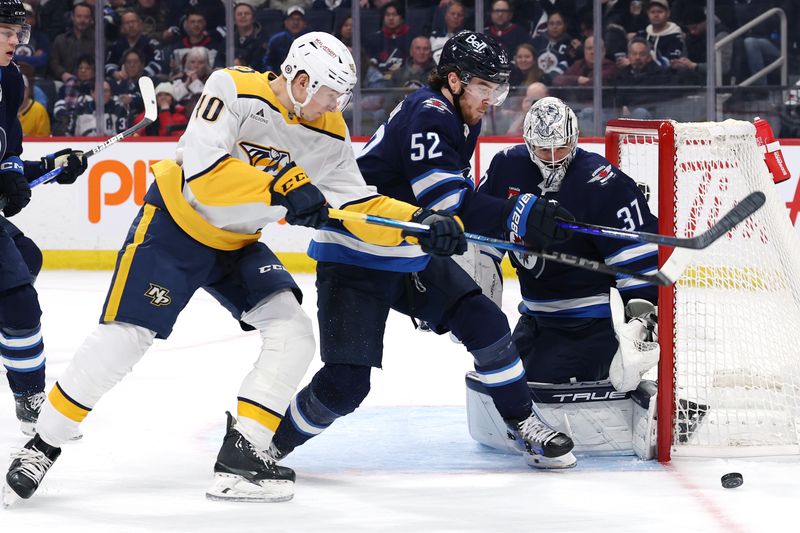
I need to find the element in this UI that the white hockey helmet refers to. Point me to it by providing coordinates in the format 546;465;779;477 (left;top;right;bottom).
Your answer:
281;31;358;116
522;96;579;192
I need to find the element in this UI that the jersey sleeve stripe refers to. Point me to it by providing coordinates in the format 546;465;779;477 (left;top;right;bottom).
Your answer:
410;169;466;198
427;188;465;212
185;153;231;182
605;242;658;266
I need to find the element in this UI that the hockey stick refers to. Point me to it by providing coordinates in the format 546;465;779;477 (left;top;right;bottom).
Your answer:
328;209;694;285
0;76;157;209
556;191;766;249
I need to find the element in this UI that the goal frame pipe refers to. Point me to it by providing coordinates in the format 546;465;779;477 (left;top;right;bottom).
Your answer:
605;118;677;463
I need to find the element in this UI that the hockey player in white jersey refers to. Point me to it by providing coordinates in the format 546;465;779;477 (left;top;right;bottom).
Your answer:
3;32;465;505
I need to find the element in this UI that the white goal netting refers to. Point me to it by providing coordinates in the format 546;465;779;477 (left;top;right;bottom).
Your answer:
609;119;800;458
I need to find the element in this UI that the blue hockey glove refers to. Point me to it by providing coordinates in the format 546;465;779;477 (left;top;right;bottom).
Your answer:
504;193;574;249
0;157;31;217
269;162;329;229
41;149;88;185
403;208;467;256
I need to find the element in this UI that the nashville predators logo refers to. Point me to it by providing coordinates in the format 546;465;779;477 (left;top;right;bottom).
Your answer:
145;283;172;306
239;141;292;174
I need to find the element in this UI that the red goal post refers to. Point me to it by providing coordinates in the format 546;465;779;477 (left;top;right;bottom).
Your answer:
604;118;800;462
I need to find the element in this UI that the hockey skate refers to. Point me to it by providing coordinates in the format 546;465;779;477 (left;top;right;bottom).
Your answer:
15;391;46;437
505;412;577;469
3;434;61;507
206;412;295;503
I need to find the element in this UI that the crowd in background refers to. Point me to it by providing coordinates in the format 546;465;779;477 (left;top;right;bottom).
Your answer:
14;0;800;138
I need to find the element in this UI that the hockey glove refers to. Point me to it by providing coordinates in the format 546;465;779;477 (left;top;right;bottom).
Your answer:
504;193;574;250
403;208;467;257
42;149;88;185
0;158;31;217
269;162;329;229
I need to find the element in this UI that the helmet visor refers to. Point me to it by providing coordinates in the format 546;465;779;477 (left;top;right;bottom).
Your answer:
463;80;510;106
0;23;30;45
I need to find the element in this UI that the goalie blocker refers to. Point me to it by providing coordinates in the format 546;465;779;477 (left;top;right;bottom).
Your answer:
465;374;658;460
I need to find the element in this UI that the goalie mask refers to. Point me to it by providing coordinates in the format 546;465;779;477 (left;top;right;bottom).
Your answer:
281;31;357;117
523;97;578;192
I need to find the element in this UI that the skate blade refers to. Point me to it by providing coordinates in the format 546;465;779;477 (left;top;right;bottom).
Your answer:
205;473;293;503
525;451;577;470
2;483;21;509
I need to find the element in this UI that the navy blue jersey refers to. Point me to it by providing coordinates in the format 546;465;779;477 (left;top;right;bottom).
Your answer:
481;145;658;318
310;87;509;272
0;63;46;181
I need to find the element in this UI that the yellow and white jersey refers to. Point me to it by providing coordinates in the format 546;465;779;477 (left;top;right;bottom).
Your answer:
148;67;416;251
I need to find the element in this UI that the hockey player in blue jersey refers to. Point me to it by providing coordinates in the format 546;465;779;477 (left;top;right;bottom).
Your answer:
478;97;658;385
0;0;86;435
269;31;579;471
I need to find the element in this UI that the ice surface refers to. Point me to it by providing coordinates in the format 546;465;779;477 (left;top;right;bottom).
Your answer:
0;272;797;532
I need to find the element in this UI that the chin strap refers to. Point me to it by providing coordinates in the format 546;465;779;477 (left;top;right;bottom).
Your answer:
285;77;312;119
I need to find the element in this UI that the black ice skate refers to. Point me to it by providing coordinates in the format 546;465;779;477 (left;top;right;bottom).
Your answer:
206;412;295;503
505;411;577;469
15;391;46;436
3;434;61;507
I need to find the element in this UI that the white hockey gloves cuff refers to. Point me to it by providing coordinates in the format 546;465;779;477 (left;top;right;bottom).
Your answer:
609;288;660;392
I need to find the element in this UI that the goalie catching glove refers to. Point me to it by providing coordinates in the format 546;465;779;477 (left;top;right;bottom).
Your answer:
609;287;659;392
41;149;88;185
269;162;329;228
403;208;467;257
504;193;574;249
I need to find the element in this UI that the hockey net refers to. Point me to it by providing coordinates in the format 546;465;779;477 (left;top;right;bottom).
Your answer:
605;119;800;461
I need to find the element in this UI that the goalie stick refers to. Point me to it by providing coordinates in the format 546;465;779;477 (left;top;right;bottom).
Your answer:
556;191;766;249
0;76;158;209
328;209;695;286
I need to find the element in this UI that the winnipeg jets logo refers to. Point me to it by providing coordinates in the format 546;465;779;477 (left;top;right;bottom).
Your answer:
239;141;291;174
145;284;172;306
587;164;615;185
422;98;452;115
532;102;563;139
510;232;546;275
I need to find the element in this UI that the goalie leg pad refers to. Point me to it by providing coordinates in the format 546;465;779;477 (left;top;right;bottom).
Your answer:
37;322;155;447
236;290;316;449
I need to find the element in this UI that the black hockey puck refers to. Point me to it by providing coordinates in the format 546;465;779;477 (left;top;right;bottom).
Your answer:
721;472;743;489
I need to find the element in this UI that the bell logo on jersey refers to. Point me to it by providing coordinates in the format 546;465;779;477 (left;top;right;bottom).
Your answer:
240;141;291;174
145;284;172;306
588;164;615;185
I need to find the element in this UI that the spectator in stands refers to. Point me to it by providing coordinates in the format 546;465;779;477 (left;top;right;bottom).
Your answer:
164;0;225;30
106;10;163;81
430;0;465;63
264;6;311;73
48;2;94;83
136;82;188;137
111;48;147;121
135;0;170;41
504;81;549;135
509;42;542;87
634;0;685;68
39;0;70;41
553;36;617;134
165;8;225;78
312;0;369;10
670;5;732;82
18;74;51;137
14;3;50;78
391;35;435;88
335;14;352;47
170;46;212;105
233;2;266;71
615;37;675;119
485;0;529;57
552;35;617;88
53;80;128;137
531;10;572;84
738;0;782;86
56;55;95;101
366;1;412;80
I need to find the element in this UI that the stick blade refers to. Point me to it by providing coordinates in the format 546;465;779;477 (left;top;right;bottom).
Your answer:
138;76;158;122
